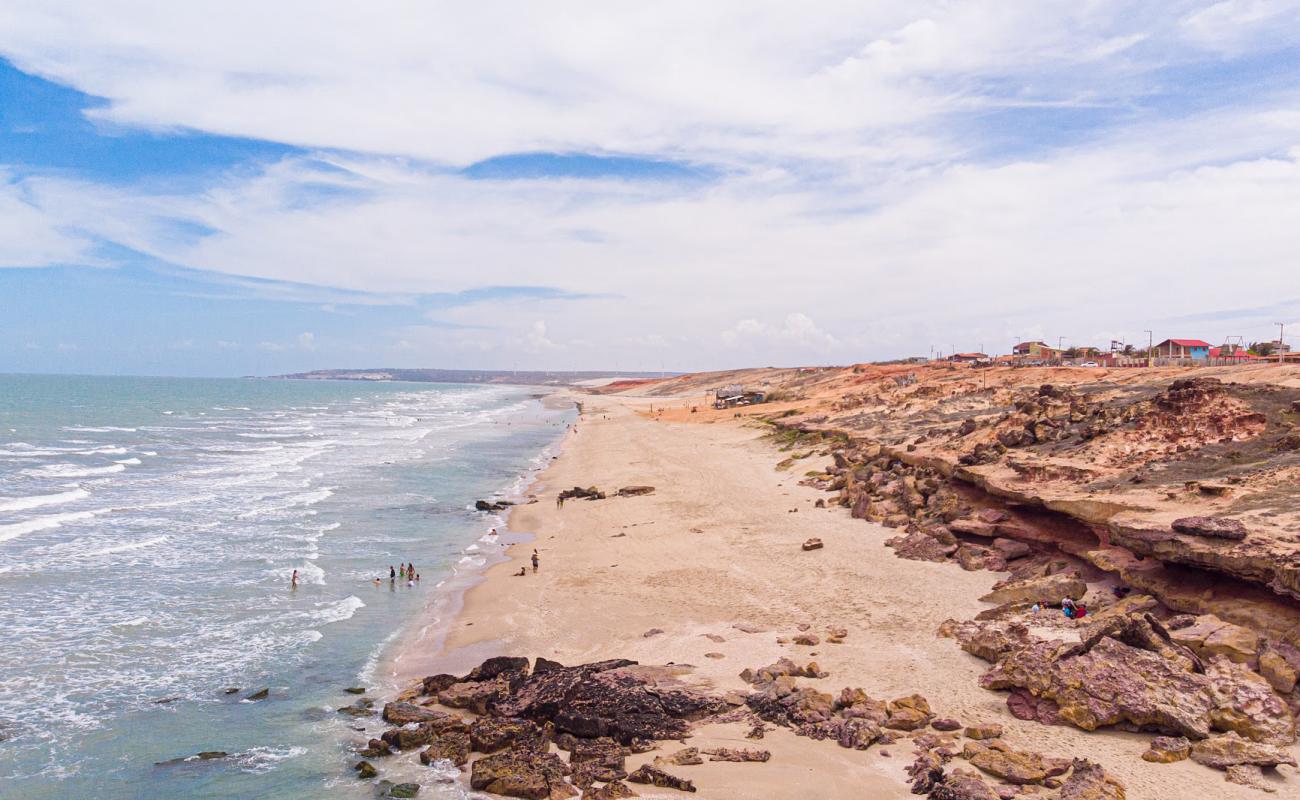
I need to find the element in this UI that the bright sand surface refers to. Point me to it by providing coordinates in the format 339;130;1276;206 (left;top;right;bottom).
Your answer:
390;393;1278;799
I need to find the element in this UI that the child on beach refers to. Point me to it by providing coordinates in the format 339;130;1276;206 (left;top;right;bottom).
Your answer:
531;550;539;573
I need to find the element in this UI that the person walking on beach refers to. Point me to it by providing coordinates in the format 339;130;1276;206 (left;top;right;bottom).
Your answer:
531;549;540;573
556;494;565;509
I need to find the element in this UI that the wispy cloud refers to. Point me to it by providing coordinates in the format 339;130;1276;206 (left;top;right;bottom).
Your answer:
3;3;1300;371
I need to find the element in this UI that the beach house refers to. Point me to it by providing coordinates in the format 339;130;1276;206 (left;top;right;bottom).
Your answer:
1153;339;1211;361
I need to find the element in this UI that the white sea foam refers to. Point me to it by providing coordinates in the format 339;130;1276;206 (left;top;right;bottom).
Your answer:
61;426;137;433
22;463;126;478
113;458;142;466
0;510;102;542
81;535;169;558
311;595;364;625
0;488;90;513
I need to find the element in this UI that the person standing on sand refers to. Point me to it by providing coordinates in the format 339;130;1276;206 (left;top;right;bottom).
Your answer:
556;494;564;509
531;549;540;573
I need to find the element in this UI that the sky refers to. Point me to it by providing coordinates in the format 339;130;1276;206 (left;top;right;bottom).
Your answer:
2;1;1300;377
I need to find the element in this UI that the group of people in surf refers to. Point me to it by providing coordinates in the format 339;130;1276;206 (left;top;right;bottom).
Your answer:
380;563;419;586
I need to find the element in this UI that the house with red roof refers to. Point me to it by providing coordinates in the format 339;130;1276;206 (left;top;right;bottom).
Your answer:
1153;338;1211;361
1208;345;1255;362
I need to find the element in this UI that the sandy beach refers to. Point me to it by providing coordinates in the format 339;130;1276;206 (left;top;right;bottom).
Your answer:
390;390;1288;799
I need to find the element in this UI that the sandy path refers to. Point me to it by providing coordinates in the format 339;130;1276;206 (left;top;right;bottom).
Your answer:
394;394;1280;799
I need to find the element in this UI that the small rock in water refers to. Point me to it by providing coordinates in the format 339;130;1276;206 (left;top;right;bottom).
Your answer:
153;696;182;704
245;688;269;701
222;687;240;695
155;751;229;766
380;781;421;798
344;686;367;695
355;760;377;779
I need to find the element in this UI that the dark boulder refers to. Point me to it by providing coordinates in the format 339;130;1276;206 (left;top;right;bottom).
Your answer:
627;765;695;793
470;717;548;754
470;746;576;799
382;702;447;726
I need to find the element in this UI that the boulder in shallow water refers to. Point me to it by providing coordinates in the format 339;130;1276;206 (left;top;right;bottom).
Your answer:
355;760;377;779
382;702;447;726
419;726;471;766
245;688;269;701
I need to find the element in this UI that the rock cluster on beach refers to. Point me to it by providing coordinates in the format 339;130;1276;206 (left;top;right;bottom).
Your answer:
364;655;737;798
358;652;1139;799
940;610;1298;789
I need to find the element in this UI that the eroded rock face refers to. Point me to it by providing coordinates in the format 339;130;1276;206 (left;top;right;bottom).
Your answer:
626;765;695;793
1141;736;1190;763
382;702;448;726
418;727;471;766
470;717;547;754
962;740;1070;785
980;622;1296;744
470;746;576;800
1168;614;1259;666
449;658;726;746
581;780;637;799
1058;759;1126;800
1188;732;1298;770
979;573;1086;606
1171;516;1247;541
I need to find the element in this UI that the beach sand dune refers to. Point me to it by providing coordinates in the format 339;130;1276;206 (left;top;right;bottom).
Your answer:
393;395;1274;799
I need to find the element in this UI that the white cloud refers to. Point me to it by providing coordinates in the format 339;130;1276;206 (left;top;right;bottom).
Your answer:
296;331;316;350
2;3;1300;368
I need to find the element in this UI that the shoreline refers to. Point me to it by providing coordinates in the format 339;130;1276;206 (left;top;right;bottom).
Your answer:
375;393;577;688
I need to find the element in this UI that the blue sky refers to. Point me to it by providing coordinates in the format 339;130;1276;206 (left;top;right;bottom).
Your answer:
2;2;1300;376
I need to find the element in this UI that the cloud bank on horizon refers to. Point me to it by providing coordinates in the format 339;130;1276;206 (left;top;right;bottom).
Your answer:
2;0;1300;375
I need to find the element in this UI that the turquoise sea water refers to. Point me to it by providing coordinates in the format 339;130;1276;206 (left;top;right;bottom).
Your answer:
0;375;573;799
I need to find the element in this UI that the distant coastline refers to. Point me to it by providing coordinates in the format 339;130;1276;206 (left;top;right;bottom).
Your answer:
265;367;670;385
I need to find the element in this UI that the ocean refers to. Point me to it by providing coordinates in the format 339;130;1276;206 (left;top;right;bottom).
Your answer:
0;374;574;799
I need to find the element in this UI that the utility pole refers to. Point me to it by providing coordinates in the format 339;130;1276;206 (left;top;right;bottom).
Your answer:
1277;323;1286;365
1144;329;1153;368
